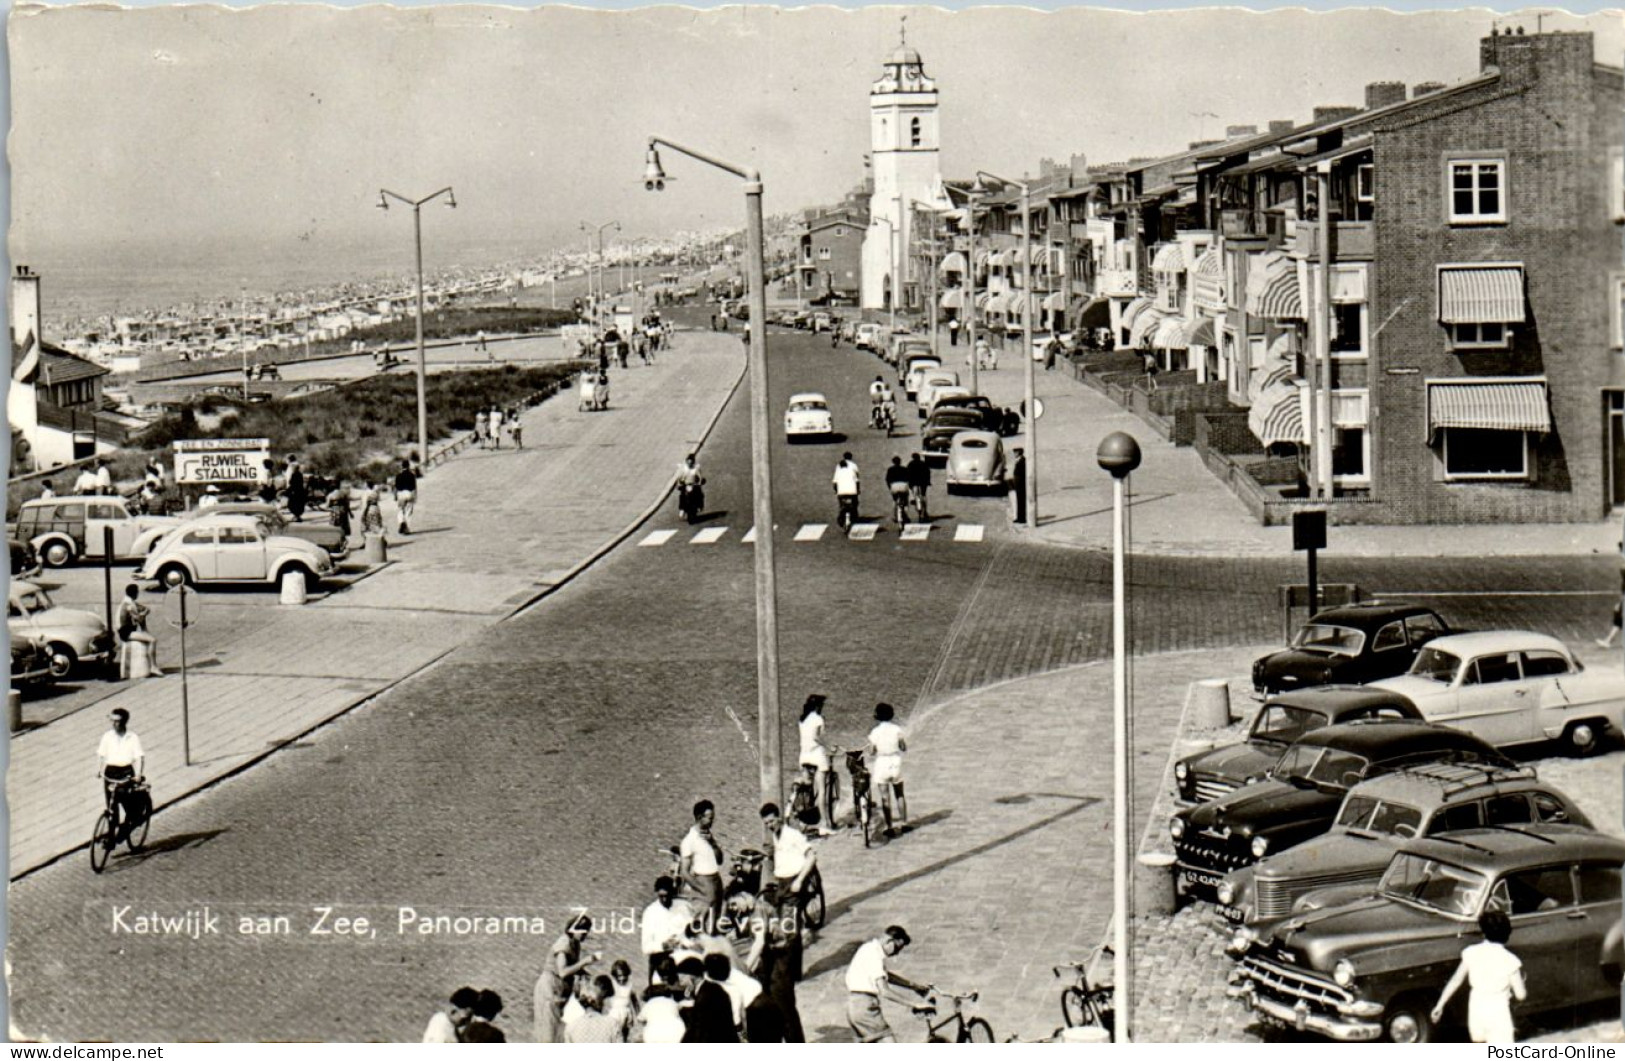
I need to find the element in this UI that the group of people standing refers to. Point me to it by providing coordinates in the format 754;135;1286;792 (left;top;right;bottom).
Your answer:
472;406;522;451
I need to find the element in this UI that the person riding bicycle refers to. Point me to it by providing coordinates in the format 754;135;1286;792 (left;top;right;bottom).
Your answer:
96;707;145;846
868;377;895;429
905;453;932;522
885;457;911;525
832;454;860;528
675;455;705;490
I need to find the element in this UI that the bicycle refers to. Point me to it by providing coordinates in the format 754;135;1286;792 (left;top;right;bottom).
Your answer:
843;748;875;848
790;761;837;834
836;492;859;531
727;848;826;930
91;776;151;874
890;484;912;527
914;988;994;1042
1056;945;1116;1037
909;484;930;523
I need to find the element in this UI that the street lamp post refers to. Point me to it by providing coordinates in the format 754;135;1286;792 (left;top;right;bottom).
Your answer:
976;171;1037;526
963;189;982;396
581;220;621;331
378;186;458;466
1097;431;1141;1044
644;138;785;809
871;215;897;336
909;201;943;360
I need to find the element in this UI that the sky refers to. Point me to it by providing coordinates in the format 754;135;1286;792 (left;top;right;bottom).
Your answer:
7;3;1623;274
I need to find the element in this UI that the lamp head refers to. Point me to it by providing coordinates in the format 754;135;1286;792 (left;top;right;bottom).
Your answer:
643;146;670;192
376;194;389;211
445;192;458;209
1096;431;1142;479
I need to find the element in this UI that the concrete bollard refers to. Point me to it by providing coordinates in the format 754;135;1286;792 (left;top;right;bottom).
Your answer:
364;533;388;565
279;569;308;606
1060;1026;1111;1044
1191;678;1233;730
7;690;21;733
126;640;153;681
1135;850;1179;918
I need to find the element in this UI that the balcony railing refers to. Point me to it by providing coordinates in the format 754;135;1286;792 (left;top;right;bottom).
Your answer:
1100;270;1138;298
1291;221;1375;261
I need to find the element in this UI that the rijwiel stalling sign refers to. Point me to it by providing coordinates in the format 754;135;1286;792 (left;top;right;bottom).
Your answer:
173;438;270;485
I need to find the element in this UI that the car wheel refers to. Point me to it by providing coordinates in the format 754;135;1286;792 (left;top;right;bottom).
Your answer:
157;564;192;589
1382;998;1434;1044
41;540;73;568
46;643;77;679
1564;720;1602;757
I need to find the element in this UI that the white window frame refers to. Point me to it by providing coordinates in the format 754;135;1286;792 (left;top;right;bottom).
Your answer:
1448;321;1510;350
1328;265;1369;361
1332;388;1371;487
1355;164;1374;206
1446;157;1507;225
1441;427;1531;482
1611;147;1624;225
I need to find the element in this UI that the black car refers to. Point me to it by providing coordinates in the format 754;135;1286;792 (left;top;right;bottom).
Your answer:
1169;720;1509;902
10;536;39;578
1253;602;1451;696
1174;686;1422;805
931;394;1020;437
921;409;990;457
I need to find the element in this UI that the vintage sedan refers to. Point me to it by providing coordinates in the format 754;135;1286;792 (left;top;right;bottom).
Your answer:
139;514;334;590
1170;721;1509;902
921;408;988;459
1253;602;1452;697
8;578;115;677
1370;631;1625;755
784;393;834;442
945;431;1007;493
133;501;348;558
1228;825;1625;1042
1217;760;1590;928
853;323;883;351
14;495;182;568
915;369;962;415
11;629;55;689
1175;686;1422;805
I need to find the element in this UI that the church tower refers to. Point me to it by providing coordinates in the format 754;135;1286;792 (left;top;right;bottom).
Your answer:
861;27;940;312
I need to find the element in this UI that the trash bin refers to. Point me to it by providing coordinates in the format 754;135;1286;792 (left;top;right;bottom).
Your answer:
279;569;308;606
126;640;153;681
364;533;388;565
1191;678;1232;729
1136;850;1179;918
8;690;21;733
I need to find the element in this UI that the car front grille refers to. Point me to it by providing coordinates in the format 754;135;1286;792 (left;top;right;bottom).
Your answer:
1241;950;1352;1011
1256;870;1376;919
1174;835;1253;874
1192;773;1238;803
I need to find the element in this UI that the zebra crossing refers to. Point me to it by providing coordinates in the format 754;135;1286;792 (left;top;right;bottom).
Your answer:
637;522;988;547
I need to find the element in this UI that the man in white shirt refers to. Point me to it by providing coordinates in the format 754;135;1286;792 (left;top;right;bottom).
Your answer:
73;465;99;495
640;876;695;982
832;453;861;528
844;926;930;1042
759;802;816;897
680;799;725;931
422;986;477;1043
94;460;113;496
96;708;145;845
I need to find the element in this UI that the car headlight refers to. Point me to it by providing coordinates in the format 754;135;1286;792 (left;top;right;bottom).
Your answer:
1250;836;1270;859
1175;761;1189;781
1333;959;1356;987
1170;818;1185;840
1217;880;1236;906
1227;927;1257;955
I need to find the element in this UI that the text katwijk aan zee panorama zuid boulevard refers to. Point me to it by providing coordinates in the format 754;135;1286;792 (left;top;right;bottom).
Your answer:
100;903;649;941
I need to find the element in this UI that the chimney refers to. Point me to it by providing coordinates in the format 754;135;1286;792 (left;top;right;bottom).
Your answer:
1412;82;1447;98
1188;139;1222;150
1225;124;1259;139
1480;28;1593;85
11;265;42;383
1364;81;1407;109
1312;105;1360;124
1268;120;1296;136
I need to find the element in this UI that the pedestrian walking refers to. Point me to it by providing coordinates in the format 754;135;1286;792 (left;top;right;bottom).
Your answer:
115;584;162;678
360;481;384;537
392;459;417;535
327;480;353;544
741;885;805;1042
95;459;113;496
533;914;599;1044
1009;447;1028;526
608;961;640;1028
508;416;523;450
474;409;488;450
868;702;908;837
948;316;961;347
462;990;507;1043
641;876;695;982
1598;597;1622;648
422;986;478;1043
476;329;489;356
488;406;503;450
798;694;835;830
285;455;307;522
844;926;930;1043
1432;910;1526;1043
258;459;278;504
680;800;726;932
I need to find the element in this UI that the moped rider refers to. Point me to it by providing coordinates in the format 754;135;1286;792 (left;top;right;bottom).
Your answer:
675;455;706;517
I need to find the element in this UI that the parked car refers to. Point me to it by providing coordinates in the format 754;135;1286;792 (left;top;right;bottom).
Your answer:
1369;631;1625;755
853;323;882;350
132;501;348;559
784;392;833;442
8;578;115;677
1170;720;1510;903
1175;686;1423;805
924;385;973;419
138;514;334;590
1228;824;1625;1042
922;408;990;459
810;311;834;333
10;535;39;578
11;628;55;689
899;352;942;393
1253;602;1452;696
789;309;811;330
915;369;962;415
945;431;1007;493
1217;760;1591;928
14;495;182;568
888;334;932;367
932;393;1020;436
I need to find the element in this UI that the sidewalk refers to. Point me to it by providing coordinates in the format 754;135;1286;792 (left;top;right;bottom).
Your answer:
6;329;745;879
913;326;1616;558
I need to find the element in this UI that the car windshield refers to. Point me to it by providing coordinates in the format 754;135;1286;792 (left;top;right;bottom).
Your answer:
789;400;827;413
1271;744;1371;790
1410;647;1463;683
1378;852;1489;917
1249;705;1324;745
959;439;990;450
1335;795;1424;837
1290;623;1365;657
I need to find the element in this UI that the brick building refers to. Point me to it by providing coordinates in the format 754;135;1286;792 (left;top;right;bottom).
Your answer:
797;204;868;304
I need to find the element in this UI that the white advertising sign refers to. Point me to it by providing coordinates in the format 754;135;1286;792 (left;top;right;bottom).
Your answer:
173;438;271;485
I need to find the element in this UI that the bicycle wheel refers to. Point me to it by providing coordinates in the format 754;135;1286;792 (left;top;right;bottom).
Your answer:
125;791;152;853
801;869;827;929
965;1018;995;1043
859;797;872;848
1061;987;1088;1028
89;812;113;874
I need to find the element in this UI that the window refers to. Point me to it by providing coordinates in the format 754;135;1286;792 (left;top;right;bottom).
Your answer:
1612;275;1625;350
1406;613;1447;644
1332;390;1370;487
1371;622;1407;653
1575;863;1621;905
1611;147;1624;224
1354;164;1375;221
1330;302;1367;358
1429;801;1482;834
1521;650;1571;678
1492;866;1574;916
1448;159;1506;224
218;528;258;545
1484;794;1533;826
1443;428;1530;481
1449;321;1508;349
1532;793;1572;824
817;248;832;261
1468;652;1521;685
181;529;213;546
88;503;121;520
909;117;922;148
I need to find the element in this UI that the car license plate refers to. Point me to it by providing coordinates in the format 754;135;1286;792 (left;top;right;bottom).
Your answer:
1217;904;1245;923
1182;868;1222;890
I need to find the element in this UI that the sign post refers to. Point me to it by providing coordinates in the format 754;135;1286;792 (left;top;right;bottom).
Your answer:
162;585;200;766
1293;510;1328;619
172;438;271;506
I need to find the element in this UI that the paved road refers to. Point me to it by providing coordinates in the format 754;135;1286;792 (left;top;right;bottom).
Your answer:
8;321;1617;1041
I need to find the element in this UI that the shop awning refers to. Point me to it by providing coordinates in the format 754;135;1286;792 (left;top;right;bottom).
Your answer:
1255;265;1304;320
985;292;1013;314
1121;296;1155;332
1075;296;1110;330
939;251;968;275
1129;306;1168;348
1427;379;1550;438
1183;317;1217;347
1249;379;1309;447
1152;316;1188;350
1192;247;1226;313
1438;266;1526;324
1151;243;1185;274
940;288;967;310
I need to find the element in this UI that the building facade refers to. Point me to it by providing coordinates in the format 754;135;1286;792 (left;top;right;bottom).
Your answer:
862;37;942;312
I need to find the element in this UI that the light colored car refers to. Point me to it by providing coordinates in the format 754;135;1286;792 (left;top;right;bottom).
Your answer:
1369;630;1625;755
925;385;973;420
8;578;114;676
915;369;962;416
901;355;943;397
138;514;334;590
853;323;882;350
886;333;930;366
784;392;833;442
13;495;181;568
945;430;1006;492
133;501;349;558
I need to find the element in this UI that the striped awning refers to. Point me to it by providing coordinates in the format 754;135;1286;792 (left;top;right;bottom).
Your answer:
1121;296;1155;332
1152;316;1188;350
1183;317;1217;347
975;250;993;270
1151;243;1185;274
1249;379;1309;447
940;288;967;310
1042;291;1068;311
1248;335;1297;404
987;251;1007;269
939;251;968;275
1192;247;1226;313
975;291;993;309
1255;266;1304;319
1129;306;1168;348
1244;252;1288;316
1439;266;1526;324
1075;296;1110;330
985;292;1014;314
1428;379;1551;438
1007;291;1034;318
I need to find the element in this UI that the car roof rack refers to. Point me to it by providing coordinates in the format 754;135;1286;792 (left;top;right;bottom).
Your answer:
1392;760;1538;797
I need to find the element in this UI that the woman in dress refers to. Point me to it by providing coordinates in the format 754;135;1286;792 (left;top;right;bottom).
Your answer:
532;914;597;1043
1432;909;1526;1043
798;694;835;830
866;702;908;838
359;482;384;537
